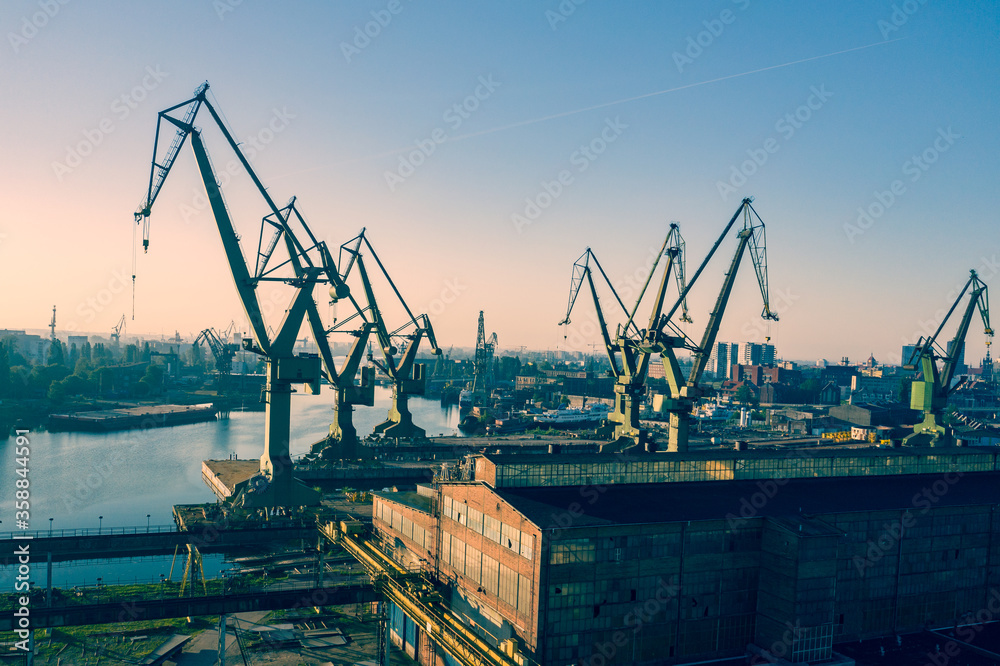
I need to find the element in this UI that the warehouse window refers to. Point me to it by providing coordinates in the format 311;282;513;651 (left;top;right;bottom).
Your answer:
520;534;533;561
549;538;595;565
517;573;532;613
401;516;412;540
443;496;454;520
499;563;518;606
466;546;482;584
502;523;521;553
468;507;484;535
452;537;466;573
412;524;425;549
484;515;501;543
454;501;468;526
442;532;451;566
482;555;499;595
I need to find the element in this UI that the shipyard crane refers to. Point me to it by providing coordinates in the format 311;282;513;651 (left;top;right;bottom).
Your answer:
111;314;126;345
133;82;372;507
193;328;238;376
337;229;442;440
656;198;777;452
221;320;238;342
259;198;378;461
559;223;690;447
471;311;497;394
903;270;993;446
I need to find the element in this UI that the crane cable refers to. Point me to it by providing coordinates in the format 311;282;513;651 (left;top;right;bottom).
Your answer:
131;219;137;320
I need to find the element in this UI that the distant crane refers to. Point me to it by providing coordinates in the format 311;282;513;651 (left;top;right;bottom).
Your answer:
134;82;363;507
111;314;126;345
337;229;442;440
193;328;239;376
559;222;689;447
472;311;497;394
656;198;777;452
221;320;239;343
903;269;993;446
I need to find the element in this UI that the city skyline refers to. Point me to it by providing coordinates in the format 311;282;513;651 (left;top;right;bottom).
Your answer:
3;1;998;366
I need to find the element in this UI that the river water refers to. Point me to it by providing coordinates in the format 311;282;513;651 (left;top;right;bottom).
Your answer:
0;389;461;587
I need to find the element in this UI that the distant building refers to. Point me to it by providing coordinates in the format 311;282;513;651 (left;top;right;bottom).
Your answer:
67;334;89;351
818;380;840;405
710;342;738;379
821;363;857;388
829;402;918;427
901;344;918;366
733;364;800;387
648;355;666;380
850;374;900;402
741;342;775;367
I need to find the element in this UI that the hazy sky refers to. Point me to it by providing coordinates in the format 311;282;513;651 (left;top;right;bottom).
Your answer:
3;1;998;365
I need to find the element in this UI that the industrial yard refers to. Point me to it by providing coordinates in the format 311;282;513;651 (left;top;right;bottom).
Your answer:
4;4;1000;666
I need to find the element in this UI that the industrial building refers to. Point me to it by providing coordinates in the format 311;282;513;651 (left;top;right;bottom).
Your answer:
372;447;1000;665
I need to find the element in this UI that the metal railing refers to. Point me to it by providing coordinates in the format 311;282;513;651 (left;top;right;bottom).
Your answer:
0;518;320;541
0;524;179;540
0;569;372;612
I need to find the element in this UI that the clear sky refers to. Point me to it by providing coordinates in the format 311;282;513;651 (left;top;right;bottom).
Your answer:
2;1;998;365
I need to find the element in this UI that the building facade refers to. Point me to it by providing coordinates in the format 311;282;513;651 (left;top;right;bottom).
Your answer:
372;448;1000;665
711;342;739;380
742;342;775;367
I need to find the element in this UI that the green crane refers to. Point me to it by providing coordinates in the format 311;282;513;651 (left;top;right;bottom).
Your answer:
337;229;442;440
559;223;690;447
134;82;371;506
655;198;777;453
903;270;993;447
193;327;238;376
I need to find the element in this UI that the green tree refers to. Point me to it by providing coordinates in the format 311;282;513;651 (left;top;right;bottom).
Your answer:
0;339;9;398
30;364;70;396
47;339;65;366
2;336;26;368
733;385;757;406
141;364;165;393
73;356;92;377
92;342;111;365
48;374;93;401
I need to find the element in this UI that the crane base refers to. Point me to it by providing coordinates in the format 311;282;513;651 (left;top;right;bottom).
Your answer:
310;434;374;461
903;415;954;447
